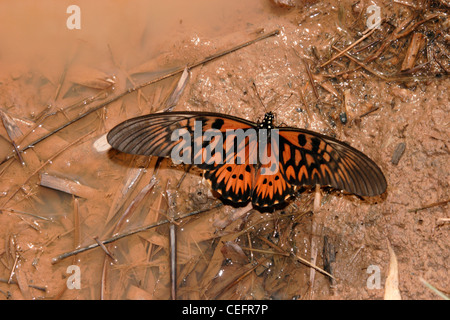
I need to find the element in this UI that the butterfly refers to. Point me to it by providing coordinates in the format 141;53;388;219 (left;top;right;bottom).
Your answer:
107;111;387;207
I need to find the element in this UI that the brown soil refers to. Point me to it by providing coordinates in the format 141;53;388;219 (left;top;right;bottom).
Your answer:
0;0;448;300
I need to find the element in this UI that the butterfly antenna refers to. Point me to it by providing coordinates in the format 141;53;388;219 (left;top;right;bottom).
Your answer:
279;92;293;109
252;81;294;122
275;93;295;126
251;81;268;113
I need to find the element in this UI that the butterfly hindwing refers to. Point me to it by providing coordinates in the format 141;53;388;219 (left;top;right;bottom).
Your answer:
252;162;293;207
204;164;254;203
204;130;260;203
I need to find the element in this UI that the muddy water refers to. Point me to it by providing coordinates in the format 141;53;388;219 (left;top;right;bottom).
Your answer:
0;0;449;300
0;0;268;69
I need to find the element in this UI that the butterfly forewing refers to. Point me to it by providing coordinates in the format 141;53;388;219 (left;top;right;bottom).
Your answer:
277;129;387;197
107;112;255;170
107;113;190;158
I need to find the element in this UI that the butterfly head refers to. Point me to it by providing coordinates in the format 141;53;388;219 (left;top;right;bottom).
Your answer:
260;112;275;129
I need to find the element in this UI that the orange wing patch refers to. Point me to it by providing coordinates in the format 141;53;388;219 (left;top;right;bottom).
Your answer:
206;164;254;203
252;165;292;207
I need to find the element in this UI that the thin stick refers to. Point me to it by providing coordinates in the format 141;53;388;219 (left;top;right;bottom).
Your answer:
419;277;449;300
194;29;279;68
73;197;81;250
408;199;450;213
320;27;378;68
0;208;51;221
164;182;178;300
111;179;157;233
51;203;223;264
0;278;47;292
240;246;289;256
0;29;279;167
12;141;25;166
258;235;335;280
93;236;117;262
437;218;450;224
8;255;19;284
294;252;335;280
169;218;177;300
302;59;320;100
176;165;192;189
331;45;388;80
347;245;365;266
53;60;69;101
215;261;264;299
359;105;380;118
353;39;382;54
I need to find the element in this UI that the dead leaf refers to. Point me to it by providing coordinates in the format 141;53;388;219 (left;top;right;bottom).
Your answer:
162;67;190;112
15;266;33;300
39;172;103;199
0;109;23;141
221;241;249;265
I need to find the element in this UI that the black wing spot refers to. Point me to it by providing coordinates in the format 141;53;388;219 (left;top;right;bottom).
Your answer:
298;134;307;147
311;138;321;153
211;118;225;130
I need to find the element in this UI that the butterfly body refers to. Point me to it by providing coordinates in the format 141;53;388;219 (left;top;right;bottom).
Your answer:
107;111;387;207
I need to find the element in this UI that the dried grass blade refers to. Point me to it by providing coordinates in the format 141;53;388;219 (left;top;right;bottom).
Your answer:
162;67;190;112
384;240;402;300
